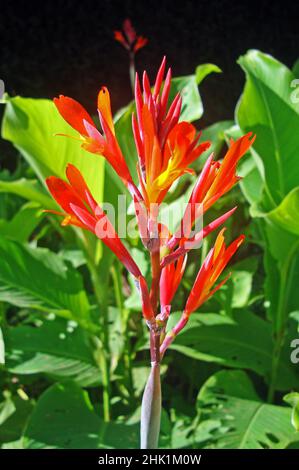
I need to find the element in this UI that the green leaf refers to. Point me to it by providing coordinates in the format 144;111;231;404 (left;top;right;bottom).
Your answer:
198;369;261;402
195;63;222;85
170;74;203;122
0;178;54;208
0;202;42;242
0;237;92;328
263;221;299;326
267;186;299;236
292;58;299;77
0;395;33;445
196;370;297;449
1;96;105;203
284;392;299;432
4;318;100;386
200;120;233;158
168;311;299;390
23;382;139;448
237;50;299;208
231;257;258;308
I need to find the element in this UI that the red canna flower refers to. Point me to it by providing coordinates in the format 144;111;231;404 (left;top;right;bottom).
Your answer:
160;229;245;357
133;58;210;207
48;57;255;448
161;206;237;267
45;164;141;278
184;228;245;315
114;18;148;54
159;251;187;315
54;89;141;200
199;132;255;212
166;132;255;253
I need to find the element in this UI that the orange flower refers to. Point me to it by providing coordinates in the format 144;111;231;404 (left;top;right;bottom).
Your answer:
133;58;210;207
160;229;244;357
54;89;141;199
45;164;141;278
194;132;255;212
184;229;245;315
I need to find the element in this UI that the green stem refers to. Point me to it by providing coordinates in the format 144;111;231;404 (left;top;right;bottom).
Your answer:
129;52;136;96
110;263;134;400
80;233;111;421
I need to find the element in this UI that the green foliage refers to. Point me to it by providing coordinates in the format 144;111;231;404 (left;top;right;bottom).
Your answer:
284;392;299;432
0;394;33;447
196;371;297;449
0;236;92;328
0;202;42;243
4;318;100;386
237;49;299;209
2;96;105;202
23;382;138;449
168;312;299;390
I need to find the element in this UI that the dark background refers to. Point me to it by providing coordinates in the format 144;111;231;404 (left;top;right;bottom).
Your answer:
0;0;298;127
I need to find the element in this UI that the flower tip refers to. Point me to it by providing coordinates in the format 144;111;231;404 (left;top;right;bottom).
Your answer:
239;234;246;245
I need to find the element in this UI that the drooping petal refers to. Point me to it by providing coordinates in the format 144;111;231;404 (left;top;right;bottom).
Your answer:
54;95;95;137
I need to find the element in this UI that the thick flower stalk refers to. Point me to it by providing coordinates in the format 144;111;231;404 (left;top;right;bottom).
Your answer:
46;57;255;449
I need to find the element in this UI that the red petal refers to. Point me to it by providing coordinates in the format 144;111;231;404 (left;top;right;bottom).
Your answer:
54;96;95;137
46;176;85;214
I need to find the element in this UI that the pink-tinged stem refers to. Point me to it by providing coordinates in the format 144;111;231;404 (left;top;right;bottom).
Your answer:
141;329;161;449
150;250;161;312
141;209;162;448
160;311;189;358
140;360;161;449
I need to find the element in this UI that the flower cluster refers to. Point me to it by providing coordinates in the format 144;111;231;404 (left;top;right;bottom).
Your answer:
46;58;255;358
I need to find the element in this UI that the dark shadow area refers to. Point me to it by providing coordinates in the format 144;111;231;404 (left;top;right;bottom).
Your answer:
0;0;298;125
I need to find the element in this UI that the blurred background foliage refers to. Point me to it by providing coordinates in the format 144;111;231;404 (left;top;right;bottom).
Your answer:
0;1;299;449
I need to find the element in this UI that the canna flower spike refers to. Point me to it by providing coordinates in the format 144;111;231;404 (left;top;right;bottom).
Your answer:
46;56;255;449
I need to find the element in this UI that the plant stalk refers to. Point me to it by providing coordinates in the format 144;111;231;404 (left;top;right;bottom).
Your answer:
140;330;161;449
129;52;136;96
